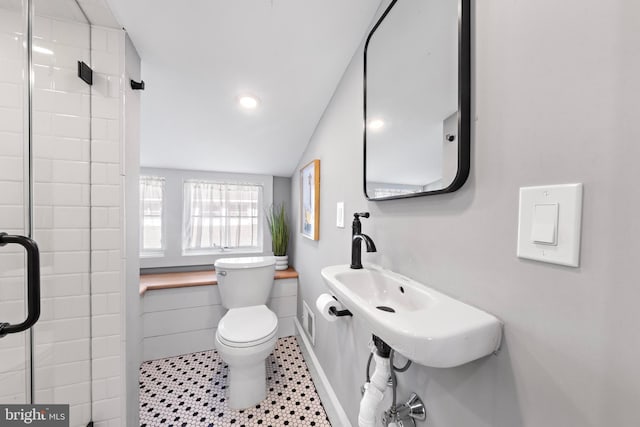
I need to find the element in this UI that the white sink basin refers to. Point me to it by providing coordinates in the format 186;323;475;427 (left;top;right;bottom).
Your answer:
321;264;502;368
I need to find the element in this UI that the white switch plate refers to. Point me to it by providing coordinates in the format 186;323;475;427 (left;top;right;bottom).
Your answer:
336;202;344;228
517;183;583;267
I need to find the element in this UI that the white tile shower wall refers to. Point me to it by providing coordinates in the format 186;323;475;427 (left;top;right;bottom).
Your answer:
0;6;27;405
91;26;126;427
141;278;299;361
0;12;125;426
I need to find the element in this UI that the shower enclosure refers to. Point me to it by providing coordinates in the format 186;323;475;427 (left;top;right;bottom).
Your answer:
0;0;114;425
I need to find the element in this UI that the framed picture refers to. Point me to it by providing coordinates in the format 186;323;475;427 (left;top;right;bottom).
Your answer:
300;159;320;240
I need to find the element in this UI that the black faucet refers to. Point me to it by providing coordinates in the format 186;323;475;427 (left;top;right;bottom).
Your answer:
351;212;377;269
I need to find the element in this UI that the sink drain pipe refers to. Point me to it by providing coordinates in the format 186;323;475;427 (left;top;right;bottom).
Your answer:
358;336;391;427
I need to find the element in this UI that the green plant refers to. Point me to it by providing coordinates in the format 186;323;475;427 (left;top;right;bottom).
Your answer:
266;203;290;256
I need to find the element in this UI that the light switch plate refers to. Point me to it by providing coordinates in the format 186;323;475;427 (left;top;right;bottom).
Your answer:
517;183;583;267
336;202;344;228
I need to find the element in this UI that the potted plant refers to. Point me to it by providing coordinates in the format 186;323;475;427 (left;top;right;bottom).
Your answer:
266;202;290;270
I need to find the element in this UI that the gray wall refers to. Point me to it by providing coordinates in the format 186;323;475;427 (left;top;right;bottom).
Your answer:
290;1;640;426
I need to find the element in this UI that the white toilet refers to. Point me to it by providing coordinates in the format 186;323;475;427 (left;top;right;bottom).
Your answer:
214;256;278;410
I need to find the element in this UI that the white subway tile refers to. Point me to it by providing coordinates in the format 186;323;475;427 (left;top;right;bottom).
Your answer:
52;206;90;228
0;33;24;60
0;156;23;181
0;347;26;374
0;371;28;401
0;10;23;35
0;205;24;229
0;107;23;133
93;140;119;163
93;96;120;120
35;182;90;206
0;332;26;352
92;51;120;75
106;29;122;55
100;293;121;315
51;19;89;47
50;251;90;274
33;157;53;182
108;207;120;228
0;182;24;205
92;335;120;359
52;113;90;139
32;64;54;91
92;396;120;421
34;135;90;161
34;360;90;388
92;229;120;250
68;403;91;427
49;382;91;406
92;356;120;380
0;276;24;301
0;257;25;279
92;314;121;337
39;274;89;298
92;271;121;294
35;317;90;343
1;300;25;324
51;159;90;183
33;338;90;366
0;82;22;108
92;251;108;272
0;58;23;84
0;131;22;157
91;207;109;228
91;27;108;52
34;206;53;228
92;184;120;206
53;66;90;94
34;229;90;252
33;15;52;41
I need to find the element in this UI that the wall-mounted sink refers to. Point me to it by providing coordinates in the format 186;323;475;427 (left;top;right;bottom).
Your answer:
320;264;502;368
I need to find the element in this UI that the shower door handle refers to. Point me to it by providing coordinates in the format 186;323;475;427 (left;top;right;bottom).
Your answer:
0;233;41;338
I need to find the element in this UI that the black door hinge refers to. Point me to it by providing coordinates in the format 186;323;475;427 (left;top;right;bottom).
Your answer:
77;61;93;86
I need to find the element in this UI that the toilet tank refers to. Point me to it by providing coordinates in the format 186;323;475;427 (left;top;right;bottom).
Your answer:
214;256;276;309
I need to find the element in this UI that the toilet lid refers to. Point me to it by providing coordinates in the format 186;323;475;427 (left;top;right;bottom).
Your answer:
218;305;278;348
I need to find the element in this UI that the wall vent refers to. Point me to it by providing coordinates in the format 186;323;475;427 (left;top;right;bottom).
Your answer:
302;300;315;345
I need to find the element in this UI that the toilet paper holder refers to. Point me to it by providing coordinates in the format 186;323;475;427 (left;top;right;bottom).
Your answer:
329;296;352;317
329;306;353;317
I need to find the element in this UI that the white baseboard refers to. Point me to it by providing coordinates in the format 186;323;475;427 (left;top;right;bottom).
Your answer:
295;318;353;427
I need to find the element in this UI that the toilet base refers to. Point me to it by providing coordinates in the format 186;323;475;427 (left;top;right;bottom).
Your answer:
228;360;267;410
215;332;277;410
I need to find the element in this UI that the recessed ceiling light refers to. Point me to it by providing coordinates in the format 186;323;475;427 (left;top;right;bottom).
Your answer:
238;95;259;110
33;45;53;55
368;119;385;130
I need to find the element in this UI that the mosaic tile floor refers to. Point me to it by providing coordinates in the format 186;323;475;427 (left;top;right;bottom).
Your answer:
139;336;332;426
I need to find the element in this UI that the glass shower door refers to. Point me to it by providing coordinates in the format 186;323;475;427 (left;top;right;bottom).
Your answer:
0;0;30;405
0;1;94;425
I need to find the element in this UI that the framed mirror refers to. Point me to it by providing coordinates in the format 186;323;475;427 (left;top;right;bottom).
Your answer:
364;0;470;200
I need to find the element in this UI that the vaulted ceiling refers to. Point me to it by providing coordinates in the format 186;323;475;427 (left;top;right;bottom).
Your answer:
105;0;381;176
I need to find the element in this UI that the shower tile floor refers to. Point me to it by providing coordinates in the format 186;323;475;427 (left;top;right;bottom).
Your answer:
139;336;332;426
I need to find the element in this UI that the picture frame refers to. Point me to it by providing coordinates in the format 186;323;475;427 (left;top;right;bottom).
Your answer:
300;159;320;240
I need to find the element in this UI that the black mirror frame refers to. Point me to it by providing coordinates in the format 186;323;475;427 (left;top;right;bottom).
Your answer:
363;0;471;201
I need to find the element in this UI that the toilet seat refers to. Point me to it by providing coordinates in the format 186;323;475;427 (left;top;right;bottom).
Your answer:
217;305;278;348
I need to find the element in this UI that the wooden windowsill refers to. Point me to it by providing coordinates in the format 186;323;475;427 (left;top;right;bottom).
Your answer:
139;267;299;295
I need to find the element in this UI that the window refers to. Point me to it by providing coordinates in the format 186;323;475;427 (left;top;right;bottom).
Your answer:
183;180;262;253
139;168;272;269
140;176;165;255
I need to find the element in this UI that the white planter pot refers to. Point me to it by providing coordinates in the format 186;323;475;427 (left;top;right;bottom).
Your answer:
274;255;288;271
